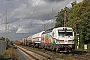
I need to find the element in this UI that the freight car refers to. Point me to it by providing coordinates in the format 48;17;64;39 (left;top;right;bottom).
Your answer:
26;36;33;46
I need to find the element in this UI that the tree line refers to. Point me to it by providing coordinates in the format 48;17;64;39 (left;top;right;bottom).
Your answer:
0;37;10;41
55;0;90;44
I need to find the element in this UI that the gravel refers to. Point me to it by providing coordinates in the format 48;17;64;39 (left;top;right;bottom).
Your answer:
16;49;31;60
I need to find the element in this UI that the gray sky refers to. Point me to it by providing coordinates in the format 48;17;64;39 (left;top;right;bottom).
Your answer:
0;0;82;40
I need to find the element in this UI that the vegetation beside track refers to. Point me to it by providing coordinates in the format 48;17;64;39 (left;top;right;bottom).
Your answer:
3;47;18;60
55;0;90;52
0;43;18;60
22;45;90;60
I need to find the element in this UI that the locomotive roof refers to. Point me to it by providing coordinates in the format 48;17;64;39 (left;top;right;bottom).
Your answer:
46;27;73;31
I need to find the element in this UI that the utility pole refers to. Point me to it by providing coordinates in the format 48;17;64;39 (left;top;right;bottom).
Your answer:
5;10;8;41
44;24;46;31
51;8;54;27
64;10;67;27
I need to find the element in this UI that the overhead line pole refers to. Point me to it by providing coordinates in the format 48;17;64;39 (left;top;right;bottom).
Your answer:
44;24;46;31
51;8;55;28
5;10;8;41
64;10;67;27
5;10;10;41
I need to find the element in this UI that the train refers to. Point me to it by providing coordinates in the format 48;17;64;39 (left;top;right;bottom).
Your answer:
18;27;75;52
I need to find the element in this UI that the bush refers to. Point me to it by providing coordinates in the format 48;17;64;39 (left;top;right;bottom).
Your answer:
2;47;18;60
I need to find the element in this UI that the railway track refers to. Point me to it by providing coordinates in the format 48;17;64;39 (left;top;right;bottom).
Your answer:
73;55;90;60
70;50;90;60
17;46;55;60
15;44;90;60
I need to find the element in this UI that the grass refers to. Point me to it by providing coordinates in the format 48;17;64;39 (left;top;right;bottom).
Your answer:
40;50;74;60
75;43;90;52
87;44;90;52
21;45;90;60
59;53;74;60
2;46;18;60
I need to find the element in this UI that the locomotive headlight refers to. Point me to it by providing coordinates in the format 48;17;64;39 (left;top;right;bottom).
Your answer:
68;40;74;43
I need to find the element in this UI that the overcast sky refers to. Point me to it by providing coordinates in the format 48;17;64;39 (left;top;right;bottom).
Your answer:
0;0;82;40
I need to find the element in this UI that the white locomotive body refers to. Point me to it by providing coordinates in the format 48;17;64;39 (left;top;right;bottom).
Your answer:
41;27;75;52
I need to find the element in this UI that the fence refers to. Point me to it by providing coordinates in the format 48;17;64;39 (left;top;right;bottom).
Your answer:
0;40;7;56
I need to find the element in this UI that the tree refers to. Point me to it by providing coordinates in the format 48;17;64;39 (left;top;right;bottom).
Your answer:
71;1;77;7
0;37;10;41
55;0;90;44
0;37;5;40
55;7;69;27
67;2;82;29
79;12;90;44
55;9;64;27
76;0;90;44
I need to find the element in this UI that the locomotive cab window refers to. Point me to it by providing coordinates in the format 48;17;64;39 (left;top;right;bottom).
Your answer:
58;30;73;36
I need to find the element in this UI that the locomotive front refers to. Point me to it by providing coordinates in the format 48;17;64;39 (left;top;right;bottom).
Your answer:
54;27;75;51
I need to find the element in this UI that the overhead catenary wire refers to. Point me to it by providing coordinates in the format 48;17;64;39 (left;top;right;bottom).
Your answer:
27;0;66;30
28;0;43;19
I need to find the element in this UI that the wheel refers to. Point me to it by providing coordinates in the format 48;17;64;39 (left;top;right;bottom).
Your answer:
56;48;58;52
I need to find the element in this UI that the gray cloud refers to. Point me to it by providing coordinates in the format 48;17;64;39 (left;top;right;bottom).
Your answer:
44;0;65;2
0;0;83;40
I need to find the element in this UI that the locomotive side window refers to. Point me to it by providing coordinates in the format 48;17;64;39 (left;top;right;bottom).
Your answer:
52;32;54;37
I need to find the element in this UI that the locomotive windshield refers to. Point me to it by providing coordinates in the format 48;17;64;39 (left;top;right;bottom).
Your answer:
58;30;73;36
